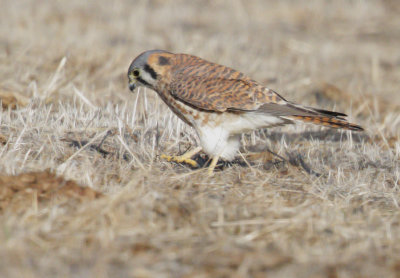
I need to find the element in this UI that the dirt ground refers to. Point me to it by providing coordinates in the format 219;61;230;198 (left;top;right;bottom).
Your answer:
0;0;399;277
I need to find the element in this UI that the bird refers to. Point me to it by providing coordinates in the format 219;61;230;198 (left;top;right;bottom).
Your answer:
127;50;363;174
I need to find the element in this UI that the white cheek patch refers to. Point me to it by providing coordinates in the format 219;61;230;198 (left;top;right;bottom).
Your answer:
140;71;157;87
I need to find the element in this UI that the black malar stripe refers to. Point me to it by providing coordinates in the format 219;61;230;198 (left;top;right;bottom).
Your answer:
144;64;158;79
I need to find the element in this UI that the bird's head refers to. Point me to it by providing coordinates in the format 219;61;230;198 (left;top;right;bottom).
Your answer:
127;49;173;92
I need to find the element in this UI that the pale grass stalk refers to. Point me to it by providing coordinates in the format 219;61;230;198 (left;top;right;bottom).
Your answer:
72;86;97;110
117;135;145;171
42;56;67;98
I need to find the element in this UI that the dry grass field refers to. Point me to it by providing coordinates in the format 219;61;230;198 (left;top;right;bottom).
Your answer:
1;0;400;277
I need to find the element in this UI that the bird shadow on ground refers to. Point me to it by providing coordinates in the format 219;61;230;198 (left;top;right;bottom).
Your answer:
190;150;321;177
65;129;368;177
190;129;368;176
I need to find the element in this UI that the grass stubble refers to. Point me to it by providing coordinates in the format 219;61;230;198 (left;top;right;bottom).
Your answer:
0;0;399;277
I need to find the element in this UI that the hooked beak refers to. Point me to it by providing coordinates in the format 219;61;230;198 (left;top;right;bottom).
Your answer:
129;82;136;92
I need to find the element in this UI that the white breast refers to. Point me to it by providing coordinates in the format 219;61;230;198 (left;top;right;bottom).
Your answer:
196;112;285;161
196;125;239;160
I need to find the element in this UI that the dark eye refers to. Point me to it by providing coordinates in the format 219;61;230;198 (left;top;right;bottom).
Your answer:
132;69;140;77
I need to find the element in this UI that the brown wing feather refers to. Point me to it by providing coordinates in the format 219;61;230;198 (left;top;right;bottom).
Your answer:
257;102;344;118
169;75;259;111
169;54;286;112
169;53;363;131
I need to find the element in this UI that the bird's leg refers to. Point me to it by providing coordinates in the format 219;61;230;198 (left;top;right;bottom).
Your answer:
207;155;220;176
161;146;202;167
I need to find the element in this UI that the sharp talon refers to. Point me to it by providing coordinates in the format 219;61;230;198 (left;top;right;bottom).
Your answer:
160;154;172;162
181;158;198;167
161;154;198;167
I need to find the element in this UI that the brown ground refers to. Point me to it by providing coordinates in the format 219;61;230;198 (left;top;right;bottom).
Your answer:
0;0;399;277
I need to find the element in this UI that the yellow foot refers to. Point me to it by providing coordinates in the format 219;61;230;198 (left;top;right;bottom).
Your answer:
161;146;202;168
161;154;198;167
207;155;220;176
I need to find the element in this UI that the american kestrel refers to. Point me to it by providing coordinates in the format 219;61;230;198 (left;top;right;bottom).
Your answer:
127;50;363;174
